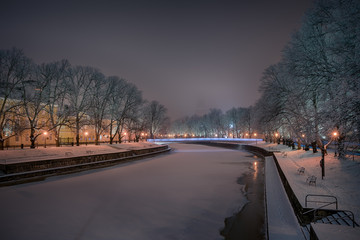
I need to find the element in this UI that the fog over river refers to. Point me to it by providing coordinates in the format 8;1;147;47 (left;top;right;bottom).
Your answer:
0;143;262;240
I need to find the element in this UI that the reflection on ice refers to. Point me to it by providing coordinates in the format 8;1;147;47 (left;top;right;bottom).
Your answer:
253;161;258;179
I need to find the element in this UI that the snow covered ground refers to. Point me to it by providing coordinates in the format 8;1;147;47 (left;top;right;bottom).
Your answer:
1;141;358;239
0;143;258;240
259;142;360;224
0;142;160;164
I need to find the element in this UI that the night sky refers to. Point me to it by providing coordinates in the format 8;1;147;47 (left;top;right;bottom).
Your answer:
0;0;312;120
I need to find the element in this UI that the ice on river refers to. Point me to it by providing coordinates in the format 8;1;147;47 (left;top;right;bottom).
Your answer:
0;143;259;240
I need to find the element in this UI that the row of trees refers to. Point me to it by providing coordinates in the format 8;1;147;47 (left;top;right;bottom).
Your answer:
170;0;359;158
170;107;254;138
252;0;360;157
0;48;168;149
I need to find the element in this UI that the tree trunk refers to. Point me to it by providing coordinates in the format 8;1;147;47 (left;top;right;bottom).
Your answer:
0;131;4;150
109;122;114;144
76;117;80;146
55;127;60;147
338;134;345;158
95;134;99;145
55;137;60;147
30;127;36;149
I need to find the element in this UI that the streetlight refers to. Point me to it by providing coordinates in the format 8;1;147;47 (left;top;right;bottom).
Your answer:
254;133;257;144
301;134;305;150
85;132;88;146
333;132;338;157
43;131;48;148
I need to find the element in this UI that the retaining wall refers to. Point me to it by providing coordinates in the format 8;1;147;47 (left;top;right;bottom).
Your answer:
0;145;170;185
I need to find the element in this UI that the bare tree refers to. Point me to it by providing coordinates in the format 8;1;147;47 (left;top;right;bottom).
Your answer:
66;66;97;146
19;64;53;148
0;48;32;149
107;77;143;144
38;60;70;147
144;101;168;139
88;72;111;145
126;104;147;142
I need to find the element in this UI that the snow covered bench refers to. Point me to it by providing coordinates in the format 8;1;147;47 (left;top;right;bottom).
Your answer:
306;175;317;186
297;167;305;175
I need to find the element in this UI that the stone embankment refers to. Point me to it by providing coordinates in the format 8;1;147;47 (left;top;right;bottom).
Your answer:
0;144;170;185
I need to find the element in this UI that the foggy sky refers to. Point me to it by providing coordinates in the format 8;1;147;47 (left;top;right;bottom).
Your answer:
0;0;312;120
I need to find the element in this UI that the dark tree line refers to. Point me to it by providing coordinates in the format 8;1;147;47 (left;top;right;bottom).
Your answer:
0;48;168;149
170;107;254;138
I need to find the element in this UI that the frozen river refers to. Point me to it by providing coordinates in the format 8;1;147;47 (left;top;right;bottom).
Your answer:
0;143;263;240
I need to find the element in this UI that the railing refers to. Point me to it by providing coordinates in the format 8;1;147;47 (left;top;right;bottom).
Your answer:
303;194;358;228
305;194;338;209
318;210;357;228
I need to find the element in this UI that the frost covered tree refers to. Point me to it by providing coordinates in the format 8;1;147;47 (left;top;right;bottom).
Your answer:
225;108;243;138
254;0;360;157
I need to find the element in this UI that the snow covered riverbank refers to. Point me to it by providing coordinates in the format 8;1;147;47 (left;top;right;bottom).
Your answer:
0;142;160;164
259;142;360;224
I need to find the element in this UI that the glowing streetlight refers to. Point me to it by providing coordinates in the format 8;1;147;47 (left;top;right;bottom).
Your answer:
85;132;88;146
254;133;257;144
333;131;338;157
43;131;48;148
275;133;279;144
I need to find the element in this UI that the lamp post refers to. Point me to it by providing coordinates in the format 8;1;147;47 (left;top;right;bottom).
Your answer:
302;134;305;150
85;132;88;146
333;132;338;157
254;133;257;144
43;131;47;148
